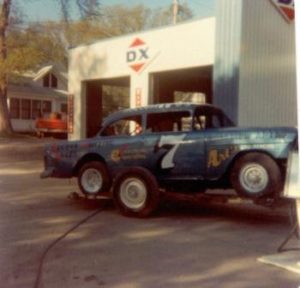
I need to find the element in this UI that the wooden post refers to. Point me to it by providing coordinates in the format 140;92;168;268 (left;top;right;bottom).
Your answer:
296;199;300;238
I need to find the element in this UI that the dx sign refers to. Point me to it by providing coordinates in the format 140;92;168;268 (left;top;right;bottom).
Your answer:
126;47;149;63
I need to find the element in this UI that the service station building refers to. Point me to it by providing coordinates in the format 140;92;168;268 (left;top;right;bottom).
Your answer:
68;0;296;140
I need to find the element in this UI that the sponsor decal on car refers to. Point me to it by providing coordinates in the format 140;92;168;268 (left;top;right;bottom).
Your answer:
208;146;238;168
111;149;121;162
111;147;146;162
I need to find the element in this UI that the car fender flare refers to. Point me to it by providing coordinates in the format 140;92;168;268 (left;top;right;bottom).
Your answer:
205;149;277;182
224;149;278;178
73;153;107;176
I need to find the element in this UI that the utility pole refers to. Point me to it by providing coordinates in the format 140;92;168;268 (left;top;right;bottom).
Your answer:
173;0;178;25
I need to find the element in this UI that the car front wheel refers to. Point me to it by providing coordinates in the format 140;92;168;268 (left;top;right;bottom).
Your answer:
78;161;110;196
230;153;283;198
113;167;160;217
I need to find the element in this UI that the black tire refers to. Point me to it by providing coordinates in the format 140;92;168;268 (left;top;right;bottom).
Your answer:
78;161;111;196
230;153;283;199
113;167;160;217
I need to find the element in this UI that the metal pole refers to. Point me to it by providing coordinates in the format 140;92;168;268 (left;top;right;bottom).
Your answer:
173;0;178;25
295;0;300;238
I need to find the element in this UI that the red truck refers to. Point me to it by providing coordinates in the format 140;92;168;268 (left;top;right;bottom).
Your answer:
36;112;67;138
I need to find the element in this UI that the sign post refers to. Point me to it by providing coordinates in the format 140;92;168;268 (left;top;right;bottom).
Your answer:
279;151;300;252
68;94;74;134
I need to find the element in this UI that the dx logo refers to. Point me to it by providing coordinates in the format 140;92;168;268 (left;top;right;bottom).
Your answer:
126;38;150;73
270;0;294;22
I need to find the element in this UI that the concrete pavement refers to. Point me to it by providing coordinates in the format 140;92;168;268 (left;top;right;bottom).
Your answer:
0;138;299;288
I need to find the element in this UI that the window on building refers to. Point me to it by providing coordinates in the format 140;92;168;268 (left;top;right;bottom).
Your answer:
43;73;58;88
10;98;20;119
21;99;31;119
9;98;52;119
51;74;57;88
43;74;50;87
32;100;42;119
61;103;67;113
42;101;52;114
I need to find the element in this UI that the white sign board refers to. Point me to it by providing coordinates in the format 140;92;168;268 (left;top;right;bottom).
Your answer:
283;151;300;199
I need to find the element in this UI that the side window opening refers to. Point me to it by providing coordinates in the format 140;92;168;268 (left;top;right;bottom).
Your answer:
193;107;232;130
146;111;191;133
101;115;142;137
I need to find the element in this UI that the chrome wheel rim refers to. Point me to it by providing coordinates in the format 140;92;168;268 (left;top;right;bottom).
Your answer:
119;177;147;211
81;168;103;194
239;163;268;194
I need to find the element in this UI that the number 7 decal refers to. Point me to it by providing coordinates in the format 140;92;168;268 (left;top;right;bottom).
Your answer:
157;134;186;169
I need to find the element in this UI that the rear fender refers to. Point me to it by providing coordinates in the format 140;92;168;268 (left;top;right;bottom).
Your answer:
221;149;283;182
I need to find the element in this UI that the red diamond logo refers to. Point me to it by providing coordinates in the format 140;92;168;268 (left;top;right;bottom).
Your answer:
130;63;145;73
126;37;149;73
270;0;294;22
130;38;145;48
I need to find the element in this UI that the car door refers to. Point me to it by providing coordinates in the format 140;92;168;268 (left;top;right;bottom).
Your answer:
142;110;207;180
99;114;147;172
193;106;235;180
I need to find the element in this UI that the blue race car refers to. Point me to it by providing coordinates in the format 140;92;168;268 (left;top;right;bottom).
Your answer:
41;103;297;217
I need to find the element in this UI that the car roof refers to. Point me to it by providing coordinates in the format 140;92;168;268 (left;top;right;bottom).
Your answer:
103;103;219;124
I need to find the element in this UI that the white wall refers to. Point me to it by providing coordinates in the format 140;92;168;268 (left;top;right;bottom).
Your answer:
10;119;35;132
69;18;215;81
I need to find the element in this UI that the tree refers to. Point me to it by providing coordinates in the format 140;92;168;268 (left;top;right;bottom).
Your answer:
148;2;193;27
59;0;101;23
96;3;193;37
0;0;12;134
0;0;102;134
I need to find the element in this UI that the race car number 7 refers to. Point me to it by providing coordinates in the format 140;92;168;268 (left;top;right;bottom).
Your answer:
157;134;186;169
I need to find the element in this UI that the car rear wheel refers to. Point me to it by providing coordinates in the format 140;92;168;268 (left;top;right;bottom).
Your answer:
113;167;160;217
78;161;110;196
230;153;282;198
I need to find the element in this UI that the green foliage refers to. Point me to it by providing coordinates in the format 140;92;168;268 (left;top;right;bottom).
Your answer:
2;23;64;83
98;4;151;36
96;3;193;37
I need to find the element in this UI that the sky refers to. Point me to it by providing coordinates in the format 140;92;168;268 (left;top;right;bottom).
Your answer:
16;0;215;23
